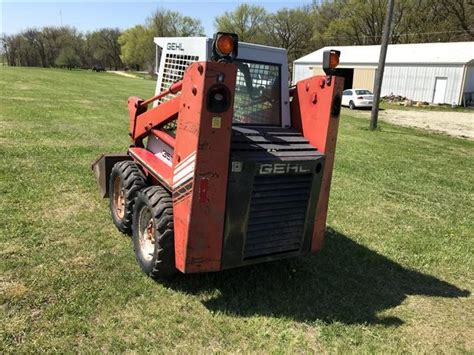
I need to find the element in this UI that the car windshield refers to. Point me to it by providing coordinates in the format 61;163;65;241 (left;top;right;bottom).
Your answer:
233;60;281;125
355;90;372;95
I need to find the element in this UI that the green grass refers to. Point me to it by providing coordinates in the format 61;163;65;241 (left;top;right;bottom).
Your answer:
1;67;473;353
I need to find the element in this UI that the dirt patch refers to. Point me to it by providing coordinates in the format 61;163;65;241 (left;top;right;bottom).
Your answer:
0;279;29;299
348;108;474;139
109;71;141;79
381;109;474;139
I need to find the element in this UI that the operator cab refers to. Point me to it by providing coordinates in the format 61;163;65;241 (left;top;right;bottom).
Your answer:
154;35;290;128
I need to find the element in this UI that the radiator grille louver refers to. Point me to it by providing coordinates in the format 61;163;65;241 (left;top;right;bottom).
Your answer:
244;174;312;259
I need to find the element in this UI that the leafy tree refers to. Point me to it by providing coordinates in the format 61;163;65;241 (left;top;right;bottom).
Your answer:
312;0;473;46
42;26;66;66
22;29;45;66
55;47;80;69
119;10;204;73
2;1;472;70
316;0;396;45
398;0;474;42
87;28;122;70
42;27;82;66
215;4;267;43
147;9;205;37
118;25;153;71
264;8;316;64
1;35;18;66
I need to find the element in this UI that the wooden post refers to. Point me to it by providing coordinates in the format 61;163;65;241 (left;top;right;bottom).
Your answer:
370;0;395;130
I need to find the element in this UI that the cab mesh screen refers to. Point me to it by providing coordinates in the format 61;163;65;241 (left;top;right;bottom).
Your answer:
233;61;281;125
158;56;281;130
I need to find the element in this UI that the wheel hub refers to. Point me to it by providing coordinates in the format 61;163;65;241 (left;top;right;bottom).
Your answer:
138;207;155;261
113;175;125;219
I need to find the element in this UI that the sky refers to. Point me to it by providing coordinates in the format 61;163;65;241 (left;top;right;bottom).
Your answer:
0;0;313;36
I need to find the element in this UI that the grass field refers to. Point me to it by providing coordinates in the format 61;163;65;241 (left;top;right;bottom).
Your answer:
1;67;473;353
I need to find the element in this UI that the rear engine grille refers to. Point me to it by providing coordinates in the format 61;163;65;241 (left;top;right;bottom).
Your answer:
244;174;312;259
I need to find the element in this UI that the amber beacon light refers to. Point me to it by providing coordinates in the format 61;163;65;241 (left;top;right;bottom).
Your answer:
212;32;238;63
323;49;341;75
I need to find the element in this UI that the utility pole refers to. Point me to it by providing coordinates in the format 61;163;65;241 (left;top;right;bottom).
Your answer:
370;0;395;130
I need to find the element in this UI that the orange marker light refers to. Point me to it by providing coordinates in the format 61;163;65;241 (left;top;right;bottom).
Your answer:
329;52;340;69
322;49;341;75
216;35;234;56
211;32;238;63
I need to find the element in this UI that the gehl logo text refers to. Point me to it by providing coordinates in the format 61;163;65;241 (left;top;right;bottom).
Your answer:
167;42;184;51
259;163;311;175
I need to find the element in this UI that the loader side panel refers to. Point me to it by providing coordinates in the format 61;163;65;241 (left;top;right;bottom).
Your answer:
290;75;344;252
172;61;237;273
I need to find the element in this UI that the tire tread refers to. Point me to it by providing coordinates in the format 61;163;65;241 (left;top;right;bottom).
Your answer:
109;161;146;234
133;185;176;278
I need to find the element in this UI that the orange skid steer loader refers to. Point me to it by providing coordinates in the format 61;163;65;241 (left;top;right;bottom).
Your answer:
92;33;344;278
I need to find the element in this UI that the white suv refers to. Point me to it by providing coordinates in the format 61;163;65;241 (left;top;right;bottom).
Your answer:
342;89;374;109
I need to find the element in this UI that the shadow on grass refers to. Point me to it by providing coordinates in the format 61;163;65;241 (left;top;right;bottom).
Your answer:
163;228;469;326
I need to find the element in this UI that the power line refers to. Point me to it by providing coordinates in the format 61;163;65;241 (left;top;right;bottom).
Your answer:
395;29;474;36
320;28;473;43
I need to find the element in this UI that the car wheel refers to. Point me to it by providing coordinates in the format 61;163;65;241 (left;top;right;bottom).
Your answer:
349;101;356;110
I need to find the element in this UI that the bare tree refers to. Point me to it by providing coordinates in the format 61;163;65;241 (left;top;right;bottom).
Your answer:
88;28;122;70
438;0;474;39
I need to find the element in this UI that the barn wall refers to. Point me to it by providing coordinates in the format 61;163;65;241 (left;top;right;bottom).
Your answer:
294;63;466;104
292;64;314;83
382;64;465;104
462;64;474;106
463;65;474;92
353;68;376;91
312;67;325;76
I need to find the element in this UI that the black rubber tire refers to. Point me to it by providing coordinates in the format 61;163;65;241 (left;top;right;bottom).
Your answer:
132;186;177;279
109;161;146;235
349;100;356;110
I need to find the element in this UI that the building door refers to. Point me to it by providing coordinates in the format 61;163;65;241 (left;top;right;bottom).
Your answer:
353;68;376;92
432;77;447;104
334;68;354;90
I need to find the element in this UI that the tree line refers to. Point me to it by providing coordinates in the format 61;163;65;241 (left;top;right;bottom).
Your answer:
215;0;473;65
1;27;123;70
0;10;203;70
2;1;472;71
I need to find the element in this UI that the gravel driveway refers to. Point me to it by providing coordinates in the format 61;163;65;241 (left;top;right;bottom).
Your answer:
347;108;474;139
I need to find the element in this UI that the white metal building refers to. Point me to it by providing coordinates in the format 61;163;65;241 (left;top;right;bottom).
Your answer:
293;42;474;105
